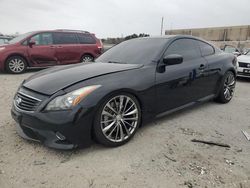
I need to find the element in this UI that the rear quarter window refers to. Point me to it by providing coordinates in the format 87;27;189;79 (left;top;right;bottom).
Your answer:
197;41;215;56
77;34;96;44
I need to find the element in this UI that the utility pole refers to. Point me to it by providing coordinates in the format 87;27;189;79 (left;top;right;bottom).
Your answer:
160;17;164;35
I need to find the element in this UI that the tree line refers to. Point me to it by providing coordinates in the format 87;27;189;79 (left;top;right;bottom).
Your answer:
102;33;150;44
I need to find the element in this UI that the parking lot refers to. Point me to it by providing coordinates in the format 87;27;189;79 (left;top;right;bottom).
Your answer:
0;71;250;188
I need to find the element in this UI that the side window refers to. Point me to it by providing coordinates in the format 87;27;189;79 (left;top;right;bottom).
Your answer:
164;39;201;61
30;34;40;45
77;34;96;44
53;33;78;44
197;41;215;56
40;33;53;45
29;33;53;45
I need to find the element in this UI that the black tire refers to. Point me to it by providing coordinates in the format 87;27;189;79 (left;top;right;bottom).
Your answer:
6;56;27;74
93;93;141;147
81;54;94;62
215;71;236;103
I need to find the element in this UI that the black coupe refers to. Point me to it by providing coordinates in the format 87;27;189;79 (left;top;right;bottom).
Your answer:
11;35;237;149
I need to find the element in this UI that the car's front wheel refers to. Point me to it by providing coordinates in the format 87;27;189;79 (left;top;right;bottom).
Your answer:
6;56;27;74
94;93;141;147
215;71;236;103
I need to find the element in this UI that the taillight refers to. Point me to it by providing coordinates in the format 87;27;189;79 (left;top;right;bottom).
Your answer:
97;40;103;49
91;33;103;49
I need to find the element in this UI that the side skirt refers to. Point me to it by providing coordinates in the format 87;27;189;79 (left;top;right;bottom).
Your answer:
156;94;215;118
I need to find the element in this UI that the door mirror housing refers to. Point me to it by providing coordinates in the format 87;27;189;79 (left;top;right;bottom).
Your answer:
163;54;183;66
28;41;36;47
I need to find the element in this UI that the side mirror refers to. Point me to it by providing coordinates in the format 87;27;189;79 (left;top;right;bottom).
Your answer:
163;54;183;66
28;41;36;47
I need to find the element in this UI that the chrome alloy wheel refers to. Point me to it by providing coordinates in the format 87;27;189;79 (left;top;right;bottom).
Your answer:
223;72;236;101
8;58;25;73
101;95;139;143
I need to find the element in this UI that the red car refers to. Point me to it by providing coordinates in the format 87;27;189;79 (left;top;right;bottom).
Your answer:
0;30;103;73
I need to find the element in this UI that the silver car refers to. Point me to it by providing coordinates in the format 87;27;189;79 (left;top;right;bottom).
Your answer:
237;51;250;78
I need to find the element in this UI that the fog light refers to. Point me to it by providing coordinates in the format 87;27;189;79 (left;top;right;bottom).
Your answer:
55;132;66;140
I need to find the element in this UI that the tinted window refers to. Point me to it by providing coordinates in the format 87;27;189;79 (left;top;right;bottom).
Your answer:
53;33;78;44
197;41;215;56
165;39;200;61
30;33;53;45
78;34;96;44
96;38;168;65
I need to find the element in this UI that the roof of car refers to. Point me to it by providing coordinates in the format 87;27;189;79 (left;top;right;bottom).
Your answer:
133;35;216;48
138;35;215;45
144;35;205;40
31;29;90;34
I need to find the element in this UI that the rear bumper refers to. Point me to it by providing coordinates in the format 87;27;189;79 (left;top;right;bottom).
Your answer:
11;104;95;150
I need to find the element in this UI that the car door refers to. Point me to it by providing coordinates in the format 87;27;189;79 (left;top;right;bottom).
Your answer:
195;40;222;95
155;38;210;114
53;32;81;65
27;32;57;66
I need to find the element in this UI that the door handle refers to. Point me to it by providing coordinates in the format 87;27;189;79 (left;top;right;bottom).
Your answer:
50;46;56;49
57;46;63;48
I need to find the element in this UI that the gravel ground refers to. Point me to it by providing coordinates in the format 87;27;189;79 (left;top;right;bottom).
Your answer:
0;71;250;188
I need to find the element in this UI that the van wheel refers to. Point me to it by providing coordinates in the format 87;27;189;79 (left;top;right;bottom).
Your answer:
81;55;94;62
6;56;27;74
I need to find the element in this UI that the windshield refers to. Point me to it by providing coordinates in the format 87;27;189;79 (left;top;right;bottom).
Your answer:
224;46;237;53
246;51;250;56
96;38;168;64
8;32;33;44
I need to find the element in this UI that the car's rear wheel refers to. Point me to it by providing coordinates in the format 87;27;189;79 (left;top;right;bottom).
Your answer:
81;54;94;62
215;71;236;103
6;56;27;74
93;93;141;147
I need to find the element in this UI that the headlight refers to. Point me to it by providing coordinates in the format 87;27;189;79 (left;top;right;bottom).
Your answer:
0;47;5;51
45;85;101;111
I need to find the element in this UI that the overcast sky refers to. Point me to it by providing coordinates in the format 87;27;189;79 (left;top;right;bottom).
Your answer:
0;0;249;38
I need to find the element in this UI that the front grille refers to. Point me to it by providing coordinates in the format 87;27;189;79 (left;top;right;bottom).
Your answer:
238;62;250;68
14;92;41;112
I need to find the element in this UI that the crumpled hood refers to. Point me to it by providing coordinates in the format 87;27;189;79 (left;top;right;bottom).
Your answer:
23;62;143;95
237;55;250;63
